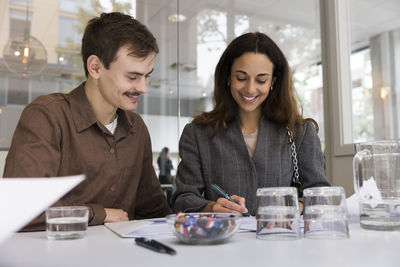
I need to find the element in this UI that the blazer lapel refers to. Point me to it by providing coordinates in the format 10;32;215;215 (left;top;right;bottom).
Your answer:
253;119;283;188
230;118;258;214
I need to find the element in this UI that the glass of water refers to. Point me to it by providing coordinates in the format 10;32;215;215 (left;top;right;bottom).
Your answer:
256;187;301;240
303;186;349;239
46;206;89;240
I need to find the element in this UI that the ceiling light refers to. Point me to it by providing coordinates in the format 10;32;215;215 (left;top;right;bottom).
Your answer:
3;35;47;77
168;14;186;22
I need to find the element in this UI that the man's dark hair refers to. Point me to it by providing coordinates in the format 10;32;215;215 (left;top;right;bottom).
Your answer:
81;12;159;77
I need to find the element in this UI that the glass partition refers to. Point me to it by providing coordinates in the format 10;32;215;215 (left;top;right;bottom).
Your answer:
0;0;324;176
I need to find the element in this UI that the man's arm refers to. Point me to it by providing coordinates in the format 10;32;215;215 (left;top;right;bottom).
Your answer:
4;103;107;231
4;103;61;178
134;128;171;219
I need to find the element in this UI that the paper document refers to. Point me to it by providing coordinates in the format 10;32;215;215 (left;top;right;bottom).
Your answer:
106;215;303;238
106;216;262;238
0;175;85;245
238;216;257;232
105;218;174;238
359;176;382;208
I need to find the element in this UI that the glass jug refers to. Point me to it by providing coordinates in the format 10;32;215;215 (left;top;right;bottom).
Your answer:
353;140;400;230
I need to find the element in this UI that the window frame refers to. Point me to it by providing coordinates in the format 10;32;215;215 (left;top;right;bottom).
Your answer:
320;0;354;156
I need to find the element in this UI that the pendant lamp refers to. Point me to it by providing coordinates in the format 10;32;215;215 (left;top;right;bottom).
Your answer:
2;0;47;77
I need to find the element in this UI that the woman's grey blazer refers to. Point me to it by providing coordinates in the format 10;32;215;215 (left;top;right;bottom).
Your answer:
171;117;330;215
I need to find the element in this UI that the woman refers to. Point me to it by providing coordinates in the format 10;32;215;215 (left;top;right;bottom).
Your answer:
157;147;173;184
171;32;330;215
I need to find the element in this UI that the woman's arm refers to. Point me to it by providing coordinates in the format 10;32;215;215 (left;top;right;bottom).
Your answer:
171;124;210;213
296;122;331;189
172;123;249;214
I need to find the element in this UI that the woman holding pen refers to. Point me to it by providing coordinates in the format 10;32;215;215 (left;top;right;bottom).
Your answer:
171;32;330;215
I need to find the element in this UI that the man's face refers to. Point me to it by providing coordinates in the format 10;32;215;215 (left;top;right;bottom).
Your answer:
97;45;154;111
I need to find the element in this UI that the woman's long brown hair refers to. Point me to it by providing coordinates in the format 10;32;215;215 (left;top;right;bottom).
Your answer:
192;32;317;137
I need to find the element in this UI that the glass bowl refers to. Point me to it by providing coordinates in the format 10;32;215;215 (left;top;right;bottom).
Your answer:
166;212;242;245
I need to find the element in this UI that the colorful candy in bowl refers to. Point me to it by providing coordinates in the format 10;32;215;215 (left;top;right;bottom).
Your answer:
166;212;242;245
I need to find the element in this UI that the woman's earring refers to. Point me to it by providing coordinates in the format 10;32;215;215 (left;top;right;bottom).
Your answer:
270;86;273;91
227;81;231;87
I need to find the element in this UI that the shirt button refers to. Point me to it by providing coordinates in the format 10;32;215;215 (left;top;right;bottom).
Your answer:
110;148;115;154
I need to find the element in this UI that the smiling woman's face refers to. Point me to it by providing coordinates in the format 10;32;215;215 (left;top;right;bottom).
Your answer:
230;52;275;117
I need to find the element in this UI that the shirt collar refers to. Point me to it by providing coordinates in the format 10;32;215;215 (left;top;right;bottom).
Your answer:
67;82;135;133
67;82;97;132
116;108;136;137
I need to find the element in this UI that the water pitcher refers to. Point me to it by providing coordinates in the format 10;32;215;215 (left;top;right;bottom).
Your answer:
353;140;400;230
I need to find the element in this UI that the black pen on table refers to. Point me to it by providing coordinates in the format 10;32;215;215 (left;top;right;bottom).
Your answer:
135;237;176;255
211;184;251;217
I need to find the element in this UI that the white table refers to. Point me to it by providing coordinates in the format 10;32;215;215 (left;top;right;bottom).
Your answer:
1;223;399;267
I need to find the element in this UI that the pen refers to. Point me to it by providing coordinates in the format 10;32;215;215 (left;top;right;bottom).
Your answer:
135;237;176;255
211;184;251;217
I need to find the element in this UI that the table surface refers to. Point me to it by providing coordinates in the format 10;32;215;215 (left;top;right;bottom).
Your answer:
1;222;400;267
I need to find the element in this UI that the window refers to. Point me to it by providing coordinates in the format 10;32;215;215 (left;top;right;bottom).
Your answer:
9;9;31;38
58;17;81;46
58;0;91;13
186;1;325;143
196;9;227;103
349;0;400;142
9;0;33;6
351;47;373;142
0;0;324;159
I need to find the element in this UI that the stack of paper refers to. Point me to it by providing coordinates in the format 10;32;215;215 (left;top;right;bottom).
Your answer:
105;218;174;238
105;216;260;238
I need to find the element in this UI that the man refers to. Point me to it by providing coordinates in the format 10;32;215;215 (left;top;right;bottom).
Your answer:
3;12;170;231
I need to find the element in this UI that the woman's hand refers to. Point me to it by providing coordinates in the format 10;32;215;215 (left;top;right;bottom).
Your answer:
201;195;248;214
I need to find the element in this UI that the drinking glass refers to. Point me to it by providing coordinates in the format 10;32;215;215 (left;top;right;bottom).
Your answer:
46;206;89;240
303;186;349;239
256;187;301;240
